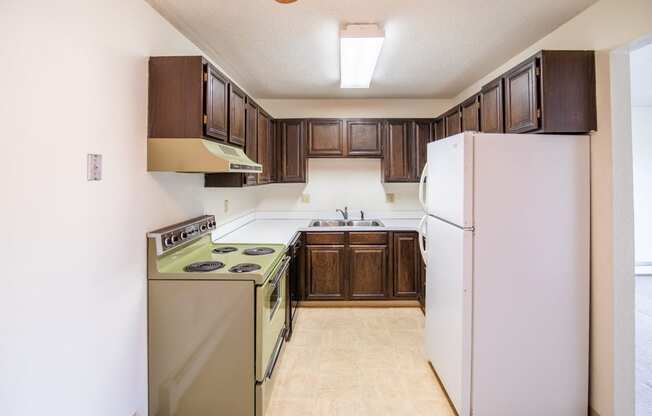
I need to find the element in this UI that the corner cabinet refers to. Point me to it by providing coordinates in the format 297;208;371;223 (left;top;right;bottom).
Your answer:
276;119;306;183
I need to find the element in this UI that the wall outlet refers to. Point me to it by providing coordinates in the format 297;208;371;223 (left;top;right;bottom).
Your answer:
301;193;310;203
385;193;395;203
87;154;102;181
224;199;229;213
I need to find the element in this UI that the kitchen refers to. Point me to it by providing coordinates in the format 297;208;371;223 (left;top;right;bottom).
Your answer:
1;1;651;416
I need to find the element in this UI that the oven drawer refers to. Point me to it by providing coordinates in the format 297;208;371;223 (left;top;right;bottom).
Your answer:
255;255;289;381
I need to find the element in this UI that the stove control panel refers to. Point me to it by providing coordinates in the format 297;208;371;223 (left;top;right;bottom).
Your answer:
147;215;216;255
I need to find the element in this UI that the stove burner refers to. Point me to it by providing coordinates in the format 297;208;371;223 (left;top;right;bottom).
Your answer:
212;246;238;254
243;247;275;256
183;261;225;272
229;263;262;273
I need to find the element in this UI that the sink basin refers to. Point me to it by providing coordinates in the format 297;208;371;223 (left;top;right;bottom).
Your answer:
346;220;384;227
309;219;385;227
309;219;348;227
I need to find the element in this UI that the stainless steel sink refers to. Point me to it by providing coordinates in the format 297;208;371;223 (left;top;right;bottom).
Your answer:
346;220;384;227
309;219;348;227
309;219;385;227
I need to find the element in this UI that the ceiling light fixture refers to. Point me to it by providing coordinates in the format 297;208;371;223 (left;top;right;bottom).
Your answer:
340;24;385;89
275;0;298;3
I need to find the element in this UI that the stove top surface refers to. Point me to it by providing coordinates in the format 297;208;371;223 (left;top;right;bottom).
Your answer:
149;237;286;284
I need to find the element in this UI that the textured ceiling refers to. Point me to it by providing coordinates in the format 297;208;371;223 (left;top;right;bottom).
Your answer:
147;0;597;99
631;42;652;106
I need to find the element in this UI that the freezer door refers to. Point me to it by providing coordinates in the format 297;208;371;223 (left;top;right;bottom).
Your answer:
426;133;474;227
424;215;473;416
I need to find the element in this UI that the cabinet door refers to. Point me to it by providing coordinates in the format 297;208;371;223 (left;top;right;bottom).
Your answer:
349;245;388;299
481;78;504;133
257;111;272;184
392;232;419;298
461;95;480;132
414;121;431;180
278;120;306;183
504;58;540;133
432;118;445;141
204;65;229;141
306;119;344;157
444;108;462;137
346;119;383;157
244;101;258;185
306;245;346;300
228;84;246;147
383;120;412;182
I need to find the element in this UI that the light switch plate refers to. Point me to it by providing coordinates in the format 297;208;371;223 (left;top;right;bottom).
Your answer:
385;193;395;203
87;154;102;181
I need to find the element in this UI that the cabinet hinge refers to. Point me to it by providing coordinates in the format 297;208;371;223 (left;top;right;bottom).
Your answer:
536;109;541;119
203;114;208;124
203;72;208;82
535;67;541;76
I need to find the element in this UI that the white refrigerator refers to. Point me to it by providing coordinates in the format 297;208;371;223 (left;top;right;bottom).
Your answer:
417;132;590;416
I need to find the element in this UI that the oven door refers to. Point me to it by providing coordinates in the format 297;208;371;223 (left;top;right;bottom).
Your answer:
256;255;289;382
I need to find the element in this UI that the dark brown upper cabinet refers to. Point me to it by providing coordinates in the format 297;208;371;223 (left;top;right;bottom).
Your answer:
257;110;274;184
413;120;431;180
382;120;413;182
228;84;246;146
306;119;345;157
504;57;539;133
444;107;462;138
346;119;383;157
461;94;481;132
432;118;446;140
277;119;306;183
204;99;262;188
481;77;504;133
205;64;230;141
244;100;258;185
504;50;596;134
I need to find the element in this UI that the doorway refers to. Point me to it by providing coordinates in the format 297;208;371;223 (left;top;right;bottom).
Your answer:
631;40;652;416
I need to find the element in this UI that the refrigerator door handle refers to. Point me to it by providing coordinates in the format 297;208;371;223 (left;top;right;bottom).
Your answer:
418;163;428;211
418;215;428;266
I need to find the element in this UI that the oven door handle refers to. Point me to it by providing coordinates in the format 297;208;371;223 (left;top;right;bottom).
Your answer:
269;256;291;288
265;331;285;380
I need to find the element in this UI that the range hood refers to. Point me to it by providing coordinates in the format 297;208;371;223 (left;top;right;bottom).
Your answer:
147;138;262;173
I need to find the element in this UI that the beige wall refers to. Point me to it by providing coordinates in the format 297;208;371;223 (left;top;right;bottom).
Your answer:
258;98;452;119
0;1;255;415
450;1;652;415
254;159;422;214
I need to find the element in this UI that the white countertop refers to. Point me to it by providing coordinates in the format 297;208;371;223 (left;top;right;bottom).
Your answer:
213;216;422;245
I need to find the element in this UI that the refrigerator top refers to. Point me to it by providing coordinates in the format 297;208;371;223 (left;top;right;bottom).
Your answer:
426;132;474;228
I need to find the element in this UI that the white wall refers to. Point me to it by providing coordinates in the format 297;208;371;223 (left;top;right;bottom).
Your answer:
632;106;652;264
255;159;421;214
0;1;254;415
447;1;652;414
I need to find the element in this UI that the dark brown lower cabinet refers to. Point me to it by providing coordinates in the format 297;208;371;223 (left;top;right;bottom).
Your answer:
348;245;388;299
302;231;420;301
305;245;346;300
392;232;419;298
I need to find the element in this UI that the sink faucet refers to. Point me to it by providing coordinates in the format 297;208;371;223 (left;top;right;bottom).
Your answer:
336;206;349;220
360;210;365;220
